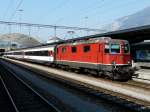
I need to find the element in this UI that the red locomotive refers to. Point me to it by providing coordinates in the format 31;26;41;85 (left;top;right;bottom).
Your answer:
56;37;134;80
4;37;134;81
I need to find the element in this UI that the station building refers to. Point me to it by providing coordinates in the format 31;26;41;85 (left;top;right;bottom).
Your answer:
46;36;62;44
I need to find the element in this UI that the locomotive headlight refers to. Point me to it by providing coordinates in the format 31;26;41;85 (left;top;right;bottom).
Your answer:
127;60;131;64
112;61;116;65
112;61;117;69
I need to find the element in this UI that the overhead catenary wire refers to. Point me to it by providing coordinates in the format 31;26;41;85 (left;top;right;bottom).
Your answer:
2;0;15;20
53;0;107;28
89;0;138;17
60;0;106;19
36;0;70;22
87;0;138;28
9;0;23;21
0;21;104;32
1;0;23;34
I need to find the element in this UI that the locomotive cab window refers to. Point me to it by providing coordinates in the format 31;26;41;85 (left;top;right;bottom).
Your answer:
110;44;120;54
105;44;110;53
123;44;130;54
72;46;77;53
83;45;90;52
62;47;66;53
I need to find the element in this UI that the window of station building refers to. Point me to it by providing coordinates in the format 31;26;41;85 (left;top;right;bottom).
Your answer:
105;44;110;53
83;45;90;52
62;47;66;53
72;46;77;53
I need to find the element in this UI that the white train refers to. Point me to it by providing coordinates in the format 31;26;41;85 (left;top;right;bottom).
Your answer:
4;44;56;64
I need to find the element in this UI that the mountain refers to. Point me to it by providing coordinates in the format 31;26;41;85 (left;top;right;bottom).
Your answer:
0;33;41;48
103;6;150;31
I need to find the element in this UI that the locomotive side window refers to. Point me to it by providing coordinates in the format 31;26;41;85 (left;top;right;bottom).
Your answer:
111;44;120;54
83;45;90;52
124;44;130;54
62;47;66;53
105;44;110;53
72;46;77;53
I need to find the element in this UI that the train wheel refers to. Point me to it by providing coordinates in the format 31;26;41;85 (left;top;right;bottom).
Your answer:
104;72;114;80
98;71;104;78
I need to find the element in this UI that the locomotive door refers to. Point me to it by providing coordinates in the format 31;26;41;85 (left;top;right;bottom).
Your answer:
98;44;103;64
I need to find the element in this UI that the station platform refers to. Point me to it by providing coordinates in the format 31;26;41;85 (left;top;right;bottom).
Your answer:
133;62;150;80
136;68;150;80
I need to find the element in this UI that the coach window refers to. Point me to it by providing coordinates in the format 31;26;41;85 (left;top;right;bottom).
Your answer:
62;47;66;53
26;52;28;55
38;51;42;56
44;51;49;56
28;51;33;55
26;52;29;55
31;51;34;55
105;44;110;53
72;46;77;53
32;51;35;56
84;45;90;53
39;51;46;56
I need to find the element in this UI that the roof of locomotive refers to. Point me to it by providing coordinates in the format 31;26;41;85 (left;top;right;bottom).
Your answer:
58;37;129;46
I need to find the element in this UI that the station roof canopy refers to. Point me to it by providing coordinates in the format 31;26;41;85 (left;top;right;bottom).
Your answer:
69;25;150;44
132;41;150;50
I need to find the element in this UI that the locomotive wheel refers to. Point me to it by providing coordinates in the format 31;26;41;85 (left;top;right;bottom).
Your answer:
65;66;70;71
104;72;114;80
98;71;105;78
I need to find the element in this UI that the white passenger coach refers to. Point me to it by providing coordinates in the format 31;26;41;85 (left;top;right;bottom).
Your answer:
4;45;56;63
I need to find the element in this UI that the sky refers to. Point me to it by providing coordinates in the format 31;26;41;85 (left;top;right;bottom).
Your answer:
0;0;150;42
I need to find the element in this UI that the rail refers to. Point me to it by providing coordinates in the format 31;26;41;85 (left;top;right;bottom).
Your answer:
0;63;61;112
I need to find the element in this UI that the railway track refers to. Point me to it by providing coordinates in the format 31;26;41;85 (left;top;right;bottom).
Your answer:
0;76;17;112
54;65;150;90
36;62;150;91
1;58;150;112
0;59;136;112
126;80;150;90
0;63;60;112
